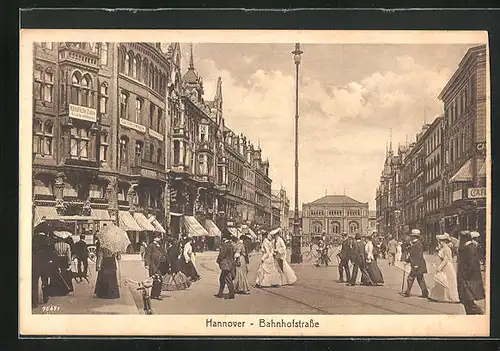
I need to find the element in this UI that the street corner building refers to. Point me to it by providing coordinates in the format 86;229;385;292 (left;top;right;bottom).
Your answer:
301;195;371;243
375;44;488;252
31;42;287;252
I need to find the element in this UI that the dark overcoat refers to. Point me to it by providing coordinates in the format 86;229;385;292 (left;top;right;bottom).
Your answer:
339;238;352;261
457;243;485;301
217;241;235;277
351;240;366;266
144;242;166;277
406;240;427;275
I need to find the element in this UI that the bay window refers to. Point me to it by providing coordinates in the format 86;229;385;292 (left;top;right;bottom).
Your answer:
70;127;90;159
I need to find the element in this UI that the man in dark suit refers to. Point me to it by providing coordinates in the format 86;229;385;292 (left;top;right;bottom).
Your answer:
73;234;89;277
348;234;372;286
215;232;236;299
457;230;485;314
32;227;56;308
400;229;428;298
144;234;166;300
337;232;351;283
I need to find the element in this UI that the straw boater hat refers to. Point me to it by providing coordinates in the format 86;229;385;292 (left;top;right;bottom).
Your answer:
410;229;421;237
460;230;471;238
470;231;480;239
436;233;451;242
270;228;281;236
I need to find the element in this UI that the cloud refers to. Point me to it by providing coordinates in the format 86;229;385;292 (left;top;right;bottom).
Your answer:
192;51;454;210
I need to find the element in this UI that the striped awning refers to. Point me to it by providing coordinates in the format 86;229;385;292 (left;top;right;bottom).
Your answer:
204;220;222;237
151;218;166;234
33;206;59;227
119;211;143;232
133;212;156;231
183;216;210;237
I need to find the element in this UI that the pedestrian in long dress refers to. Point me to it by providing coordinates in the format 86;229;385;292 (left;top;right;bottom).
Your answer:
365;234;384;285
144;234;166;300
348;234;372;286
400;229;429;298
255;232;282;288
428;233;460;303
94;247;120;299
181;237;201;282
232;235;250;294
457;230;485;314
272;228;297;286
162;239;191;291
337;232;351;283
215;233;236;299
32;229;56;308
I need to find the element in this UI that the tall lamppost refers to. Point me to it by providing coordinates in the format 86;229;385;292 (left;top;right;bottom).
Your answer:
291;43;303;264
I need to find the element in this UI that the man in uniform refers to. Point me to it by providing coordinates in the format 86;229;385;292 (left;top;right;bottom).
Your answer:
400;229;428;298
337;232;351;283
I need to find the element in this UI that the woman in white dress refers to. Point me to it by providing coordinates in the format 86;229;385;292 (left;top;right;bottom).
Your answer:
255;232;282;288
272;229;297;286
428;233;460;303
395;241;403;262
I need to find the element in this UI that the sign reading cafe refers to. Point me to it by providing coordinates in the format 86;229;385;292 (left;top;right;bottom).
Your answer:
69;104;97;122
468;187;486;199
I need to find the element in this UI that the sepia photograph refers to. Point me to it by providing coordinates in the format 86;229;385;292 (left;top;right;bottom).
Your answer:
19;29;490;336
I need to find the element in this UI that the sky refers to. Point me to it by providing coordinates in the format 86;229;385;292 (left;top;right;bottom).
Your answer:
178;42;481;210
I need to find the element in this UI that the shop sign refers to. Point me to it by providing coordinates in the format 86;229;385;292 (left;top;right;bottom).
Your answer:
141;169;157;178
452;189;463;202
120;118;146;133
468;187;486;199
149;128;164;141
69;104;97;122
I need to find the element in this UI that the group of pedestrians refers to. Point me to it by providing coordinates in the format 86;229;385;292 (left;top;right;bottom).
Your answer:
142;233;200;300
337;231;385;286
215;228;297;300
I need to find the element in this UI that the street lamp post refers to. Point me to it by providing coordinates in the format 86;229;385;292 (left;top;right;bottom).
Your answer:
291;43;303;264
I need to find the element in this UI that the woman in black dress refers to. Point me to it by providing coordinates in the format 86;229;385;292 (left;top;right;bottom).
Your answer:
94;247;120;299
162;239;191;291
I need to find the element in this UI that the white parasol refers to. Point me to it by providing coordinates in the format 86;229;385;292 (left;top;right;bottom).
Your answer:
53;231;72;239
96;223;131;254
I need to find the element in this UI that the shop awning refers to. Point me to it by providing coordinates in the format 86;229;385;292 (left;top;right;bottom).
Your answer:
91;208;111;221
133;212;156;231
33;206;59;227
204;220;222;237
151;218;166;233
450;158;485;183
119;211;143;232
34;185;52;196
183;216;210;237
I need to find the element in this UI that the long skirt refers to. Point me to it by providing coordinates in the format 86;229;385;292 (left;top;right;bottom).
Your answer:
162;271;192;291
278;259;297;286
49;256;74;296
366;260;384;285
95;268;120;299
181;261;200;280
255;256;282;287
234;263;250;293
429;263;460;303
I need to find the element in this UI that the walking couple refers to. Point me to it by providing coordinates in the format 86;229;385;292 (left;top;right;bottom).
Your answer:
255;228;297;288
346;232;384;286
215;230;251;299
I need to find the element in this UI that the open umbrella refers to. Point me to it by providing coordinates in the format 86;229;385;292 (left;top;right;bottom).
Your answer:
53;231;72;239
96;223;131;254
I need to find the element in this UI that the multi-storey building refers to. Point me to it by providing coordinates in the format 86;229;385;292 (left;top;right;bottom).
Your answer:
368;210;377;234
271;187;290;231
302;195;369;243
254;150;272;229
32;42;170;252
271;193;281;229
439;44;487;238
422;116;444;251
167;46;227;244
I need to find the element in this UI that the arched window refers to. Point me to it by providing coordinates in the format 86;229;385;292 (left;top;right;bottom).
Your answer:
100;83;108;114
157;148;162;165
135;140;143;160
349;221;359;234
149;144;155;162
120;91;129;119
80;75;91;107
100;131;108;163
142;59;148;84
331;221;341;234
119;136;129;164
135;98;143;123
125;53;131;76
70;72;81;105
149;65;154;88
135;55;141;80
132;55;138;78
312;222;323;234
100;43;108;65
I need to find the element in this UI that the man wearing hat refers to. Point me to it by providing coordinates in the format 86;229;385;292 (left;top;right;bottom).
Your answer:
144;233;167;300
348;233;372;286
400;229;428;298
215;230;236;299
337;232;351;283
32;225;56;308
457;230;485;314
73;234;89;278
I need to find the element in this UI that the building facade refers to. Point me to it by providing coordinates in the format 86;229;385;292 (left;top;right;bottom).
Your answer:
302;195;370;243
439;44;487;237
271;187;290;231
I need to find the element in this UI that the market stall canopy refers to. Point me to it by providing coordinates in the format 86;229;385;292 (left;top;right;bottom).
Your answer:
118;211;143;232
133;212;156;231
204;220;222;237
184;216;210;237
